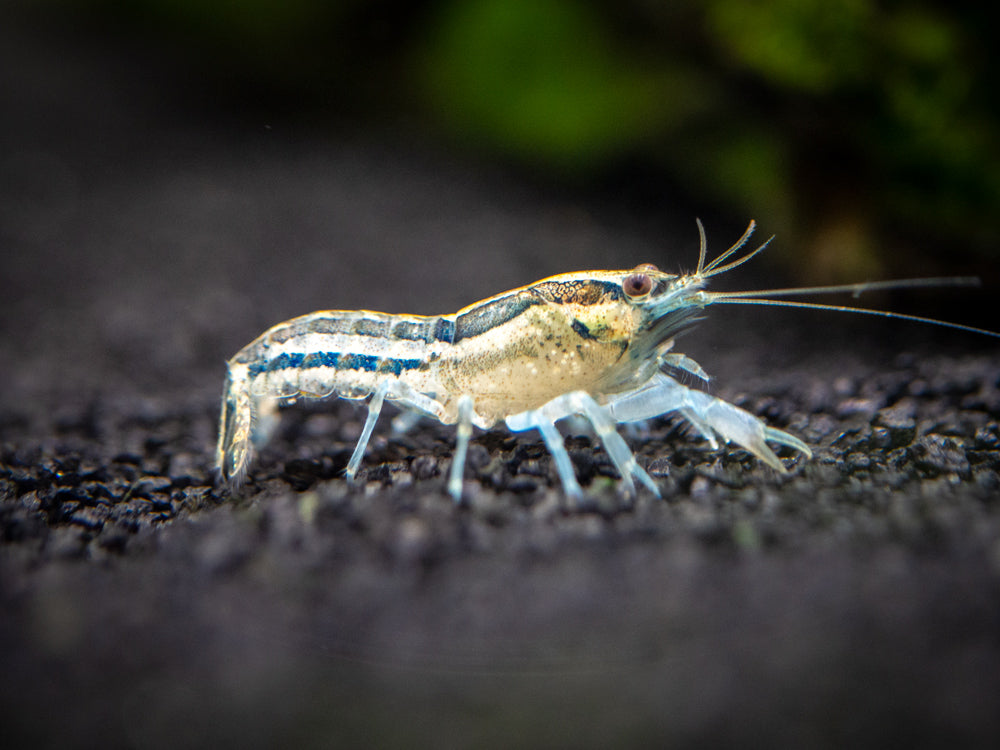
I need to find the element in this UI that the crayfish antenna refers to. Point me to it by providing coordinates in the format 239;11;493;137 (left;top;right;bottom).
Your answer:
700;220;770;278
692;221;999;339
695;218;708;276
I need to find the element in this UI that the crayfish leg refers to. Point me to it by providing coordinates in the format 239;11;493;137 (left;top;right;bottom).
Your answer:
506;390;659;503
447;394;475;502
606;373;811;472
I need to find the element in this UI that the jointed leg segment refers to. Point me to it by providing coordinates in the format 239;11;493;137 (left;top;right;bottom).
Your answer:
606;372;811;471
343;380;452;485
345;380;390;480
447;395;475;501
506;390;660;503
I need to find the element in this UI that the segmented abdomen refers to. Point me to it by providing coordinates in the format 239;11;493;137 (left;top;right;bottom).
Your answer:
231;310;453;401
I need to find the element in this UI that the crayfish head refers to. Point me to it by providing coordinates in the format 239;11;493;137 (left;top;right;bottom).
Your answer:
619;264;709;369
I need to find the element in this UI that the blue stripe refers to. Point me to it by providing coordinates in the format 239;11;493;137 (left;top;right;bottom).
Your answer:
249;351;423;378
434;318;455;343
303;351;339;369
336;353;378;372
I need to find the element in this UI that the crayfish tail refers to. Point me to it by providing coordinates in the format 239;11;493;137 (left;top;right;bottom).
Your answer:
217;365;254;486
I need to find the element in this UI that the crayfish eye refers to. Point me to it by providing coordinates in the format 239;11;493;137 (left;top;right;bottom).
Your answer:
623;271;654;298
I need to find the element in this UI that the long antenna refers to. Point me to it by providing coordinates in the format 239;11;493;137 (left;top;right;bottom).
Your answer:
708;297;1000;339
710;276;981;299
692;219;999;339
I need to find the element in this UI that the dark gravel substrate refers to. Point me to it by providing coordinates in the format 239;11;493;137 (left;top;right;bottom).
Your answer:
3;24;1000;750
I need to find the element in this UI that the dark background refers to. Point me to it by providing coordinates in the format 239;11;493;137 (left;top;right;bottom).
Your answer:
2;2;1000;747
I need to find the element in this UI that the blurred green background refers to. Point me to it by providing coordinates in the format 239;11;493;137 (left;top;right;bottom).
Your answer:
20;0;1000;281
